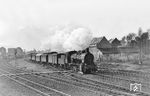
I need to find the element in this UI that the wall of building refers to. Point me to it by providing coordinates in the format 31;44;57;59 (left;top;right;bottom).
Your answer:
89;46;103;62
7;48;16;58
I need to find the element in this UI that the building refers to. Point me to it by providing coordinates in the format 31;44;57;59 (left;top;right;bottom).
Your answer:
90;36;112;48
16;47;24;57
128;40;138;47
90;36;112;54
0;47;6;58
109;38;121;47
109;38;121;54
7;48;16;58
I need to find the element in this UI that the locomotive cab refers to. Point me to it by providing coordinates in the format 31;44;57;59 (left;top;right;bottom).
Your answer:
81;48;98;74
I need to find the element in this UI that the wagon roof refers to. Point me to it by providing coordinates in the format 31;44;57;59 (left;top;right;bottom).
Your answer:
36;53;42;56
43;52;57;54
58;53;65;55
50;52;58;54
31;53;37;55
66;50;77;54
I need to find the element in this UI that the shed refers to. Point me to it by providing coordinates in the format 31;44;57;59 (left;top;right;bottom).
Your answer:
0;47;6;58
7;48;16;58
109;38;121;47
90;36;112;54
90;36;112;48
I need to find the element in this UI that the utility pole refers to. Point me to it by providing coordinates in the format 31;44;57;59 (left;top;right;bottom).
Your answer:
138;28;142;64
15;49;17;67
139;39;142;64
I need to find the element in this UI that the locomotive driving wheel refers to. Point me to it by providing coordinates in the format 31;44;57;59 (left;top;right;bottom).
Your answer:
82;63;88;74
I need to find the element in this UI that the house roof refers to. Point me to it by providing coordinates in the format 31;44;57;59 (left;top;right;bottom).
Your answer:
109;38;121;47
90;36;112;48
109;38;115;43
90;36;104;45
109;38;120;43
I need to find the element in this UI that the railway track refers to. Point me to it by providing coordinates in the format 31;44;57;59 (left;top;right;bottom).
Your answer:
97;69;150;80
1;59;150;96
1;67;103;96
0;61;105;96
96;70;150;91
18;72;135;96
0;68;71;96
38;63;150;95
36;72;150;96
0;62;141;96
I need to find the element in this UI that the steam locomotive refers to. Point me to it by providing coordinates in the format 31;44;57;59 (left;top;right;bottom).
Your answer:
28;49;97;74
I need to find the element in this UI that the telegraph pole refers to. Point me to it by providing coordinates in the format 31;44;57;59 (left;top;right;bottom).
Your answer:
15;49;17;66
139;39;142;64
138;28;142;64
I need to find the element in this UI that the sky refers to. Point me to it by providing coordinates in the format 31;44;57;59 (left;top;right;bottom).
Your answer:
0;0;150;51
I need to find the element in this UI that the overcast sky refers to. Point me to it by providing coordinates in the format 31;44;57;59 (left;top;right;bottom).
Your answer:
0;0;150;50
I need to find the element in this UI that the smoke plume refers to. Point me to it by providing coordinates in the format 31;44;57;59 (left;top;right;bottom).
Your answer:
41;24;93;52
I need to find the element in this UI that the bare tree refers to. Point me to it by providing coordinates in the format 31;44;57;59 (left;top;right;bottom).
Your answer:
121;36;126;42
126;33;136;42
126;33;137;47
138;27;142;37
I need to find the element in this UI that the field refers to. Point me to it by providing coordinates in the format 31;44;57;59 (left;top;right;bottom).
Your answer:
96;53;150;73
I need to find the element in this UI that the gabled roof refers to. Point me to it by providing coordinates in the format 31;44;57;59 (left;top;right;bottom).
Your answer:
109;38;115;43
36;53;42;56
90;36;105;45
109;38;120;43
109;38;121;47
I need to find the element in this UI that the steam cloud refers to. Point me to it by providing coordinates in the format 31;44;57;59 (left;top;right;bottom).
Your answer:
41;24;93;52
